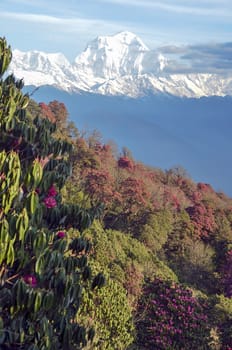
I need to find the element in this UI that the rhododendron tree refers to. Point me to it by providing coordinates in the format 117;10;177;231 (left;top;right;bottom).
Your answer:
0;38;104;349
119;177;149;214
83;168;120;206
186;202;217;239
162;188;181;211
136;279;211;349
220;249;232;298
197;182;214;193
39;102;56;123
48;100;68;129
117;156;134;170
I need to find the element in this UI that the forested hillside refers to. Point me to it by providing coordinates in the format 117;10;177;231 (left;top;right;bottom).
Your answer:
36;98;232;349
1;38;232;349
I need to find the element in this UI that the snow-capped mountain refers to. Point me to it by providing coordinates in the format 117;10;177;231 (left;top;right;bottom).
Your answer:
10;49;77;91
9;31;232;98
74;31;150;79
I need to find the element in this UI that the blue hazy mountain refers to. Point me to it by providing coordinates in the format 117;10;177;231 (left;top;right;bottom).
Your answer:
26;85;232;196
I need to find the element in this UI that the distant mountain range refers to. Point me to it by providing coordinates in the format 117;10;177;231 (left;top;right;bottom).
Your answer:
24;84;232;197
8;31;232;196
10;31;232;98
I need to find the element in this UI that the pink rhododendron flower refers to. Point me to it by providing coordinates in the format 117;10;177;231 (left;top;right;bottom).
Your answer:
47;185;57;197
23;275;37;287
57;231;66;239
44;196;57;208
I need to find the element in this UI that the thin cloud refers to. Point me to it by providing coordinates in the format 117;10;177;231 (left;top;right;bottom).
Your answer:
4;0;37;4
0;10;161;43
158;45;188;54
3;0;83;17
0;11;61;23
2;0;61;7
99;0;232;17
0;11;123;31
181;43;232;72
158;42;232;74
0;10;140;55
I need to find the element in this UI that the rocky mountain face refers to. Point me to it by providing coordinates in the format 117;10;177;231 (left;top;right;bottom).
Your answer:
9;31;232;98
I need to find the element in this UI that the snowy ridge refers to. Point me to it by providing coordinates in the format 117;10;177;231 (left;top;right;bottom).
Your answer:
9;31;232;98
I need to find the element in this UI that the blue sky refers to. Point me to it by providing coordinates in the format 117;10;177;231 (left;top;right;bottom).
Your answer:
0;0;232;65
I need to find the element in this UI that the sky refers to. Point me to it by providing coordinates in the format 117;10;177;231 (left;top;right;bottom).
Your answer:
1;0;232;194
0;0;232;70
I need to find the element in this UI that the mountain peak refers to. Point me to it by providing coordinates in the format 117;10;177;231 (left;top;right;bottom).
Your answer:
109;31;149;50
12;49;70;70
89;31;149;52
74;31;151;79
9;32;232;98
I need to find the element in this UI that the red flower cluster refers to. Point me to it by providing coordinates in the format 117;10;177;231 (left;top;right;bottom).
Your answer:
57;231;66;239
47;185;58;197
43;185;57;208
44;196;57;208
186;203;217;238
23;275;37;287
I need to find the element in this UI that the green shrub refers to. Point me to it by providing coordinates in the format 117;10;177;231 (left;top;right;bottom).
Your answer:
79;278;134;350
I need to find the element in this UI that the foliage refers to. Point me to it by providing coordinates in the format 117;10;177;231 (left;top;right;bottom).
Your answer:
119;177;149;213
214;209;232;243
84;222;149;306
79;277;134;350
0;37;102;349
165;210;194;261
186;203;217;239
213;295;232;349
138;209;173;253
220;249;232;298
83;221;178;307
118;156;134;170
83;169;120;206
136;279;211;350
29;71;232;350
46;84;232;349
4;33;232;350
164;210;219;294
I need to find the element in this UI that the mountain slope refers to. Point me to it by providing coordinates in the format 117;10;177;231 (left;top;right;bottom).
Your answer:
25;85;232;196
9;31;232;98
